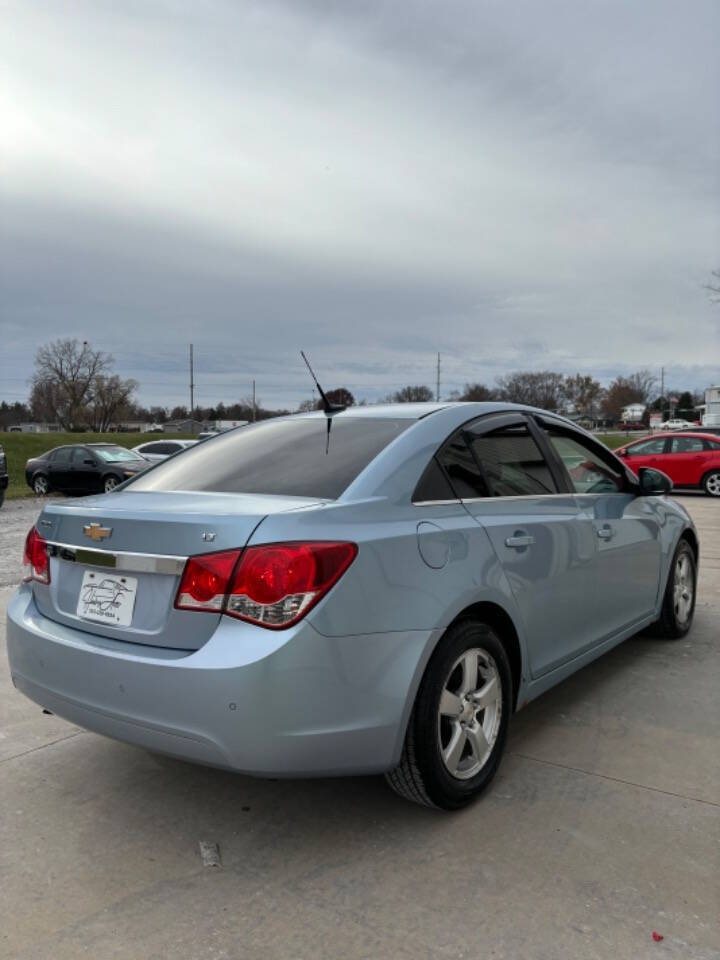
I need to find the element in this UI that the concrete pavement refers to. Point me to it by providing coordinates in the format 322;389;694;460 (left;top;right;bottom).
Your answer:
1;495;718;959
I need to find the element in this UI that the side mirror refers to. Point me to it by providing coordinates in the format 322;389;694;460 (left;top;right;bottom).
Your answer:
618;449;628;457
638;466;672;496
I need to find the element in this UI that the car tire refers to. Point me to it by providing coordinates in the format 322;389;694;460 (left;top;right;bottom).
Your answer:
32;474;49;496
702;470;720;497
385;619;512;810
649;538;697;639
103;475;119;493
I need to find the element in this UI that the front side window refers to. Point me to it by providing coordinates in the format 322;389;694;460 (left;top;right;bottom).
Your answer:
127;416;413;499
140;443;164;454
626;437;667;456
467;423;557;497
50;447;72;464
71;448;93;464
669;437;704;453
544;430;624;493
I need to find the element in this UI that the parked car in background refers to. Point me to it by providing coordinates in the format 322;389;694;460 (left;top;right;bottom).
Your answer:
616;431;720;496
659;418;694;430
0;442;8;507
196;431;220;441
131;440;197;462
25;444;150;496
9;403;698;809
616;422;647;432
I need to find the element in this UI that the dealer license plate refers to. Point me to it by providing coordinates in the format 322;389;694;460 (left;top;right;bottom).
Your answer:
76;570;138;627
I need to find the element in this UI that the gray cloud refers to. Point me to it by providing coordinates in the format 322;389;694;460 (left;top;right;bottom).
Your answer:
1;0;718;409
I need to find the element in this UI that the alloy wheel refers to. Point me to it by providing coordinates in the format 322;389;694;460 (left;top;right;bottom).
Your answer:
33;475;48;495
705;472;720;497
104;477;119;493
437;647;503;780
673;553;695;626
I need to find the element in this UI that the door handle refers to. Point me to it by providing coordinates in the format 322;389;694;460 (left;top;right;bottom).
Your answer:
596;526;613;540
505;534;535;548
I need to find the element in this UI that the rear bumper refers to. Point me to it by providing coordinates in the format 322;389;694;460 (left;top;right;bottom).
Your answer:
7;586;435;776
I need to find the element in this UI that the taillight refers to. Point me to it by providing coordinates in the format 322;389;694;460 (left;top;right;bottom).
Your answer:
174;541;357;629
22;527;50;584
175;551;240;612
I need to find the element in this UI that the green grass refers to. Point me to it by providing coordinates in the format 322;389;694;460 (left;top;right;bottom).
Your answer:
1;432;194;500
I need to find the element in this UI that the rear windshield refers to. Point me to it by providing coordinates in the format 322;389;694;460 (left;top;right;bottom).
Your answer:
127;417;412;499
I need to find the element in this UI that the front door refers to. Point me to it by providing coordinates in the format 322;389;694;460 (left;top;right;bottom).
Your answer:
71;447;100;493
537;419;663;640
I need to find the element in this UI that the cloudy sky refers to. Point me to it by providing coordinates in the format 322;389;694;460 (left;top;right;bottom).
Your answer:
2;0;719;411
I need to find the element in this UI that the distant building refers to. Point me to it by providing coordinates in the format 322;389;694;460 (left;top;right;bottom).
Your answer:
620;403;646;423
164;418;206;434
700;385;720;427
6;422;59;433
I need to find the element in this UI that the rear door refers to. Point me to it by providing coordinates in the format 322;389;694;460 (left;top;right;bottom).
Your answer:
537;418;662;639
446;413;598;678
48;447;74;490
71;447;100;493
666;435;710;486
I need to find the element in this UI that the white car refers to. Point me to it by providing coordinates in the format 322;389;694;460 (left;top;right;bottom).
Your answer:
131;439;197;462
659;419;693;431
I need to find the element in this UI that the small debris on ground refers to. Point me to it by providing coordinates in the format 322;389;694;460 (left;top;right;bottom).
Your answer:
652;932;664;943
199;841;222;868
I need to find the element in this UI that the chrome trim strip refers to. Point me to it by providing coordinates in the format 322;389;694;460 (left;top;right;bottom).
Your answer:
46;541;187;576
413;499;462;507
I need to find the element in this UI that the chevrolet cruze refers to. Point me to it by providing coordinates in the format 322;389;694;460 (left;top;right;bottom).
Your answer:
7;403;698;809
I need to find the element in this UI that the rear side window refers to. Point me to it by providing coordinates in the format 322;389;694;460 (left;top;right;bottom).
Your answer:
437;434;489;498
127;417;412;499
468;423;557;496
140;442;165;454
670;437;704;453
50;447;72;464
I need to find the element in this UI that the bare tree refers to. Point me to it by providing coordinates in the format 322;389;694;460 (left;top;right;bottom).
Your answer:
392;385;434;403
458;382;497;402
30;339;115;429
604;370;656;422
495;371;565;410
87;375;138;432
562;374;605;420
704;268;720;303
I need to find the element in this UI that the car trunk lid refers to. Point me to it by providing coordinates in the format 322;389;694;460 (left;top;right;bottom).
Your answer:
32;490;325;650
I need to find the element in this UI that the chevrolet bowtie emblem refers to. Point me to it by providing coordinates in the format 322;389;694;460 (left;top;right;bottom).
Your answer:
83;522;113;542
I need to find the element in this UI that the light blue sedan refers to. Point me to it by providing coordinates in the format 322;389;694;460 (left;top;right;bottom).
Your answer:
7;403;698;809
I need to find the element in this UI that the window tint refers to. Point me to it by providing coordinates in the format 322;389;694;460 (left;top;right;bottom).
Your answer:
413;456;457;502
50;447;72;464
140;442;165;454
545;430;623;493
438;435;489;498
708;440;720;451
71;448;93;464
128;417;412;499
626;437;666;456
670;437;704;453
468;423;557;497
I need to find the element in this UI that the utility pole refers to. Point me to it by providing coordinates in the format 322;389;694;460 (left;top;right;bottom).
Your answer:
189;343;195;433
436;353;441;402
660;366;664;407
251;379;256;422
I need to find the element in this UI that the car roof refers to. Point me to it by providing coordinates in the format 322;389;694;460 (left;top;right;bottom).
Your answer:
289;401;565;421
626;431;717;442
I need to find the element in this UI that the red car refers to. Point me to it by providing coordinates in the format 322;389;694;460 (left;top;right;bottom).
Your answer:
616;431;720;497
